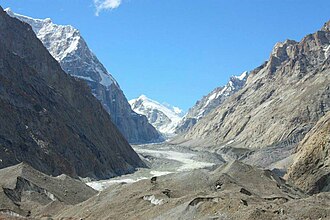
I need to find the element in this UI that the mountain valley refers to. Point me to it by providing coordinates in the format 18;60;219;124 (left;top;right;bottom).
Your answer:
0;5;330;220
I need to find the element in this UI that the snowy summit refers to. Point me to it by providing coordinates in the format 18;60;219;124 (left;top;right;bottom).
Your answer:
5;8;117;88
129;95;184;136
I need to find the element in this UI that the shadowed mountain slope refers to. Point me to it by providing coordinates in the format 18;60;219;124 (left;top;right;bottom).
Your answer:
0;6;145;179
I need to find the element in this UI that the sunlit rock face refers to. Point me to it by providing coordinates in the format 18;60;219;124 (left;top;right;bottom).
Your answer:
175;20;330;152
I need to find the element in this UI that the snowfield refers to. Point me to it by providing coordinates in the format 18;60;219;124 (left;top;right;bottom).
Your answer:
129;95;184;135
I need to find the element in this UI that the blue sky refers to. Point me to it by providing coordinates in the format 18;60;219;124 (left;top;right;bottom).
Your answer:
2;0;330;111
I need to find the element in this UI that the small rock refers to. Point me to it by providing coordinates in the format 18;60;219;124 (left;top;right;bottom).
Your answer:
162;189;171;198
151;176;157;184
240;188;252;196
215;183;222;190
240;199;248;206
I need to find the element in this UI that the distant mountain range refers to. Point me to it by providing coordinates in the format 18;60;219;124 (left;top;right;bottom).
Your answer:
5;8;161;144
129;72;248;138
129;95;184;136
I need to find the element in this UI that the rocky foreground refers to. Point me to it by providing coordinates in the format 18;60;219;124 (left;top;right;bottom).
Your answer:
0;163;97;219
0;159;329;220
54;161;330;220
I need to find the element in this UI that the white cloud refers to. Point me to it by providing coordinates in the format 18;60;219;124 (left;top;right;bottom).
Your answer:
94;0;122;16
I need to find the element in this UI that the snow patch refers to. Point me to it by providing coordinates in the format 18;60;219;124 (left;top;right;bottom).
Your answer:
173;106;183;115
143;195;164;205
150;171;173;176
0;210;23;218
325;45;330;59
234;71;248;81
74;75;95;82
44;190;56;201
96;67;116;88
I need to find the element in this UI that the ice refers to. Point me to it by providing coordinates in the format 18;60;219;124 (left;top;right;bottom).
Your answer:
87;177;148;191
135;148;215;172
86;145;215;192
96;67;116;87
74;75;95;82
150;171;173;176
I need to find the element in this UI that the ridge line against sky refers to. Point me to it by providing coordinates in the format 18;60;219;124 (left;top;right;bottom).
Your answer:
2;1;330;111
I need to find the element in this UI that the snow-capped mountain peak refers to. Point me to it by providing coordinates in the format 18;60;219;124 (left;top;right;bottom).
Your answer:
173;106;183;115
5;8;117;89
175;71;248;134
5;8;162;143
129;95;184;135
233;71;248;81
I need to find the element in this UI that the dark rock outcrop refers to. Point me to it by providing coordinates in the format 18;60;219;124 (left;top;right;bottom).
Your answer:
0;7;145;179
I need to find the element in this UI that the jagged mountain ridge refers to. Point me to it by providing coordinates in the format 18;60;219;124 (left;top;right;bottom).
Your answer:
129;95;183;135
5;8;161;144
175;71;248;134
174;20;330;153
0;7;145;179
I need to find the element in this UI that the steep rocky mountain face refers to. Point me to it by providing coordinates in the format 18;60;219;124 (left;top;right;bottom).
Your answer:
5;8;161;144
129;95;183;136
174;21;330;159
0;7;145;179
175;71;248;134
286;111;330;194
